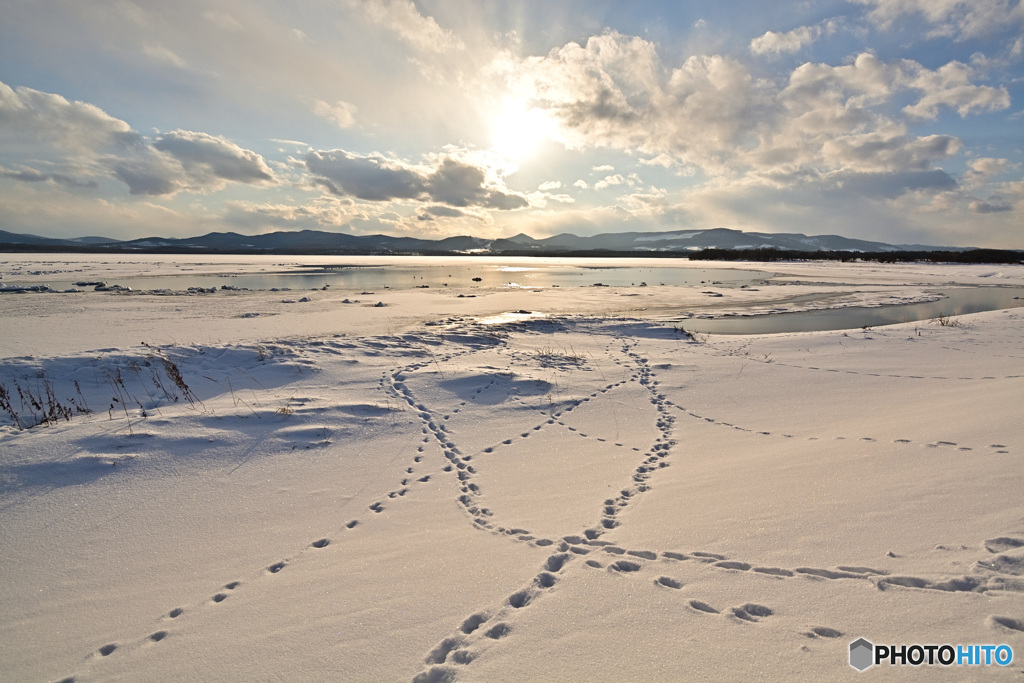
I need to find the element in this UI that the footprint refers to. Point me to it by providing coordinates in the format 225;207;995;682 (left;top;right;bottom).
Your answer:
346;520;359;529
975;554;1024;575
585;560;603;569
806;626;843;638
149;631;168;643
412;665;457;683
626;550;657;560
98;644;117;656
984;537;1024;553
311;538;330;548
212;593;228;603
691;551;726;561
168;607;184;619
876;576;929;590
425;637;463;664
689;600;718;614
987;615;1024;633
609;560;642;573
268;561;286;574
795;567;863;580
507;590;534;608
836;566;888;576
715;561;751;571
753;567;793;577
545;554;570;572
655;576;682;589
535;573;557;588
224;581;240;590
369;502;384;513
663;552;688;561
461;613;488;635
484;623;511;639
731;604;773;623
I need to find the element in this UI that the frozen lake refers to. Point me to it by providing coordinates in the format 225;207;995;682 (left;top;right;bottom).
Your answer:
677;286;1024;334
0;254;768;291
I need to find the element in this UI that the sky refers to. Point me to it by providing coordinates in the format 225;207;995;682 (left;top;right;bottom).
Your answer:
1;0;1022;248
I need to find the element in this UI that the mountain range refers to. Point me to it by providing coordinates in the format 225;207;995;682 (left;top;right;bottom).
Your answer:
0;227;970;254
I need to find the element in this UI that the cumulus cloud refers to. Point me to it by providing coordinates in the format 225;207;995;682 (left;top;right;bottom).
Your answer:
0;81;139;155
153;130;275;185
498;35;770;170
499;35;1006;198
963;157;1011;190
750;20;840;56
903;61;1010;119
538;180;561;191
0;80;275;196
306;150;424;201
851;0;1024;39
305;149;527;210
594;174;626;190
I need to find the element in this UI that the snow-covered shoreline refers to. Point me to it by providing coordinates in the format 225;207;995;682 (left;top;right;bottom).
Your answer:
1;256;1022;681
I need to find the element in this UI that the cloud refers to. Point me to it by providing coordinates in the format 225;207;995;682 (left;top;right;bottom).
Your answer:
501;36;1001;196
0;80;139;155
153;130;275;185
903;61;1010;119
355;0;463;52
826;169;958;198
852;0;1024;39
111;154;185;196
306;150;425;201
305;149;527;210
970;195;1013;213
0;80;276;196
538;180;561;191
423;205;467;218
594;173;626;190
820;132;961;173
0;165;98;189
142;44;189;69
313;99;358;128
500;35;769;170
750;20;841;56
963;157;1011;189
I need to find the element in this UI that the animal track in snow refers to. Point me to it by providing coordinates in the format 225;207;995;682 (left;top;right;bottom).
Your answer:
730;603;773;623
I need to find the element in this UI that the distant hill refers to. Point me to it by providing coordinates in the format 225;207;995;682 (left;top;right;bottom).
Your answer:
0;226;982;255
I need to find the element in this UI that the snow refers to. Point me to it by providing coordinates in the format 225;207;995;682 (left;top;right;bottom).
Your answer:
1;255;1023;682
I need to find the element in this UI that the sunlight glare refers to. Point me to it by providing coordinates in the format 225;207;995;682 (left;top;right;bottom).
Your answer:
491;99;555;161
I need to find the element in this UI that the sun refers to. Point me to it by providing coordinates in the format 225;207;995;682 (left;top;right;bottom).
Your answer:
490;98;555;161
